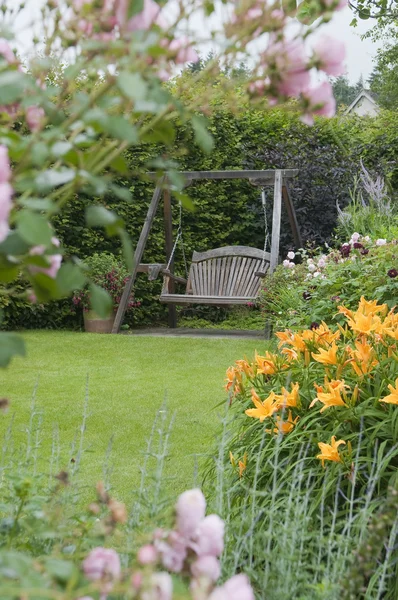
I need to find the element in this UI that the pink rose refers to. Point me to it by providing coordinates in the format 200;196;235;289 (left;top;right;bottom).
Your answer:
191;555;221;582
169;37;198;64
0;182;12;242
26;105;45;132
29;237;62;279
176;488;206;537
126;0;166;31
263;38;310;97
83;547;121;592
0;145;11;183
158;531;187;572
312;36;345;76
301;81;336;125
0;39;16;64
193;514;224;557
147;572;173;600
209;574;254;600
137;544;158;565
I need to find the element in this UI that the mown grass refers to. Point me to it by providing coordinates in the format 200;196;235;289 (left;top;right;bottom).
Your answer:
0;331;260;504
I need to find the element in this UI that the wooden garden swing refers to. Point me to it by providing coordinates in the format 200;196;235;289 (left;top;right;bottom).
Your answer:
111;169;301;334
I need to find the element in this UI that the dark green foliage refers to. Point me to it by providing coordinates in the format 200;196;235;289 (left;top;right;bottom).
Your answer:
5;109;398;330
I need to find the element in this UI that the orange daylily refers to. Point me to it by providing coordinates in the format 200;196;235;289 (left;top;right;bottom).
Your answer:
379;379;398;405
348;339;379;376
317;436;346;467
245;389;279;422
229;451;247;477
235;359;254;378
275;382;300;408
225;366;242;395
281;347;299;362
266;410;299;435
312;342;339;366
275;330;306;352
310;380;348;412
356;296;388;317
255;351;280;376
346;312;384;336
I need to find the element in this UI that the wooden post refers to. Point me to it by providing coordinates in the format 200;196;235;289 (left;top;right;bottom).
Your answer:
282;181;302;249
269;170;282;273
112;180;164;333
163;188;177;328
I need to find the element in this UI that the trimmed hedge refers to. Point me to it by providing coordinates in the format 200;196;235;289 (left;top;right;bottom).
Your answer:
2;109;397;330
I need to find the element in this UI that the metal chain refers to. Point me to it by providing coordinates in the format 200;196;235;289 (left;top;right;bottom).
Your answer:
260;187;270;269
165;201;189;278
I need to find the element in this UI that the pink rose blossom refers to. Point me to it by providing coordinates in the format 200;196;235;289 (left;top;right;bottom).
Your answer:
264;38;310;97
376;238;387;246
287;251;295;260
191;555;221;582
147;572;173;600
126;0;166;31
209;574;254;600
137;544;158;565
0;145;11;183
26;105;45;132
283;259;290;267
29;237;62;279
312;36;345;76
351;232;360;242
193;514;224;557
169;37;199;64
131;571;143;590
158;531;187;572
0;39;16;64
301;81;336;125
176;488;206;537
83;547;121;591
0;182;12;241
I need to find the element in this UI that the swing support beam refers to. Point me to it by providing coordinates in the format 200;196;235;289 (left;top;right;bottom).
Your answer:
112;169;300;334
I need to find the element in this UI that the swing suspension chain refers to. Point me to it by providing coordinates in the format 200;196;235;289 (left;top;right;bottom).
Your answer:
260;187;270;269
165;201;189;278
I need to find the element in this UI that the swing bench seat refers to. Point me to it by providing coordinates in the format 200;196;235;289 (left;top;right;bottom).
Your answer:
160;246;270;305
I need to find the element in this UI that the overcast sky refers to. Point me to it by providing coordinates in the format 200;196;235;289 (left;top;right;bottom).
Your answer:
12;0;381;83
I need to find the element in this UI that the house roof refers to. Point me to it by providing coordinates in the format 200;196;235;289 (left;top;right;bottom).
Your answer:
345;89;379;115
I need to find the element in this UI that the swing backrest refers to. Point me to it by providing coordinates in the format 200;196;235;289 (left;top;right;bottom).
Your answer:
187;246;270;298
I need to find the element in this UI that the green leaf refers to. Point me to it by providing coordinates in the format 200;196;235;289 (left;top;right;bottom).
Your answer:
109;184;132;202
0;232;30;255
35;168;76;192
192;116;214;153
0;263;19;283
44;558;76;583
16;210;53;246
89;283;113;318
110;155;129;175
56;263;86;296
102;116;138;144
17;198;56;212
0;70;29;105
143;120;176;145
86;205;121;227
117;72;148;101
31;272;59;302
0;332;25;368
51;141;73;157
127;0;144;18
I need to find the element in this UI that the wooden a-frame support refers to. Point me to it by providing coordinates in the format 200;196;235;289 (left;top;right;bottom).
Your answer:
112;169;301;334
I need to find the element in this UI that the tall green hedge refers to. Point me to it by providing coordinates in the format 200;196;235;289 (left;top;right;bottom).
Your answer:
2;109;397;330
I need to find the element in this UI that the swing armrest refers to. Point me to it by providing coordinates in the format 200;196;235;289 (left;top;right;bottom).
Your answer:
162;270;188;285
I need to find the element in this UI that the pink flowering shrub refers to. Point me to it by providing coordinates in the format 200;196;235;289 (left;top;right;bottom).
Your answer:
72;252;140;312
259;234;398;331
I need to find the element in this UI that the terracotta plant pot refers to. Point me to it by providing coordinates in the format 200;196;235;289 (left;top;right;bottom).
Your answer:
83;310;116;334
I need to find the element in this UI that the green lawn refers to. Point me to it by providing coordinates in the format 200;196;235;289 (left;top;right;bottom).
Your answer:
0;331;260;505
